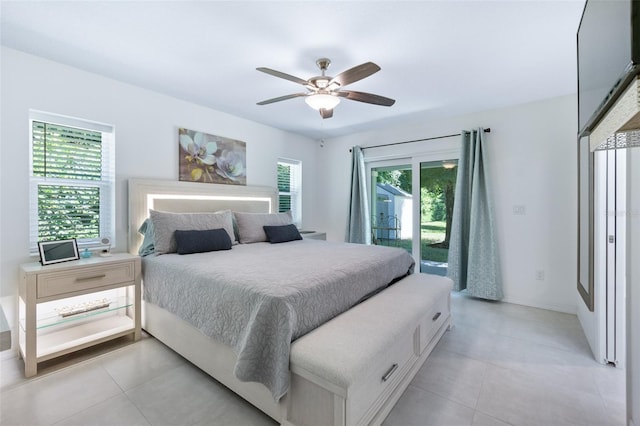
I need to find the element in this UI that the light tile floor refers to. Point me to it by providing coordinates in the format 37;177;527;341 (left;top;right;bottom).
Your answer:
0;293;626;426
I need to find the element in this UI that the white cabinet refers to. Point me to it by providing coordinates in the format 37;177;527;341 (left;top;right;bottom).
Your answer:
18;253;141;377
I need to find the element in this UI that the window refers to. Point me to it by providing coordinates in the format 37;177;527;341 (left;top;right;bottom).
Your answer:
277;158;301;227
29;111;115;252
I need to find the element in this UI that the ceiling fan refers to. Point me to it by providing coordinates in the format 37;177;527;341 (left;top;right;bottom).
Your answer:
256;58;395;119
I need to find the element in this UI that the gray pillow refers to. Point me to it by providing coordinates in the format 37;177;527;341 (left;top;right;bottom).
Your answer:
234;211;292;243
149;209;236;255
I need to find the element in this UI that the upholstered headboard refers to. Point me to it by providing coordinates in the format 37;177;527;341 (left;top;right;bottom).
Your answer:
128;179;277;254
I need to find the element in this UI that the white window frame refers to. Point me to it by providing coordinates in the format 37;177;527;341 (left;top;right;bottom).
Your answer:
277;158;302;227
29;110;115;254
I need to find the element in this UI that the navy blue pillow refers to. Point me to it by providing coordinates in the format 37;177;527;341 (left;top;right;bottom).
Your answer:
263;224;302;244
174;228;232;254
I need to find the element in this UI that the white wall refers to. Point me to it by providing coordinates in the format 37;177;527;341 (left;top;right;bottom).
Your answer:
318;95;578;313
0;47;320;325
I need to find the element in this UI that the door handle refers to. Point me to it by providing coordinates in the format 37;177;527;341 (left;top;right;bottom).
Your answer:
382;363;398;382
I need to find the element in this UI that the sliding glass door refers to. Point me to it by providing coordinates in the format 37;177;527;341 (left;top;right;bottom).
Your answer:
419;160;458;276
368;152;459;274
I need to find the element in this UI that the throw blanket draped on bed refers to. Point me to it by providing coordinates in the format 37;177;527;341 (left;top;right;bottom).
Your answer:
142;240;415;400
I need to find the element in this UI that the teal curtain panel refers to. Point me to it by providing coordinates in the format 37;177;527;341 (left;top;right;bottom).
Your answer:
346;146;372;244
447;129;503;300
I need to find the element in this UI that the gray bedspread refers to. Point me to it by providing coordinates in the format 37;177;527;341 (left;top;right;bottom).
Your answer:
142;239;415;400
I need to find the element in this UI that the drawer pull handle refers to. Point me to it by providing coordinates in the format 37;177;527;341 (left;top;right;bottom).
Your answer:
75;274;106;282
432;312;442;321
382;363;398;382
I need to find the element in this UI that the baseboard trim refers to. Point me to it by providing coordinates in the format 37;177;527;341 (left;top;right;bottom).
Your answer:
502;296;576;315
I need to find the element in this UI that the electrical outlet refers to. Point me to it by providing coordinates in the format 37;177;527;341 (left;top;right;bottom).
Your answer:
513;205;526;215
535;270;545;281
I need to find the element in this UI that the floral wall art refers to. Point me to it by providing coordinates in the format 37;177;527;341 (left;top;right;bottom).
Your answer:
178;128;247;185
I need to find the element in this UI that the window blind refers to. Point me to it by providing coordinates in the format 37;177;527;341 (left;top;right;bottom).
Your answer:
29;111;115;253
278;163;292;213
32;122;103;180
277;158;302;226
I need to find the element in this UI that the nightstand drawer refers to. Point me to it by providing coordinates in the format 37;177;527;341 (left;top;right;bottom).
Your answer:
300;231;326;240
37;262;135;299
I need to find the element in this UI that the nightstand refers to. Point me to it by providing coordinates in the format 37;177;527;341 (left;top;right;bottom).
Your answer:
18;253;141;377
300;231;327;240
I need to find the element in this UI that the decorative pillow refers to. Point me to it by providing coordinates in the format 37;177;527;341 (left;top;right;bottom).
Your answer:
149;209;236;255
234;211;293;244
231;214;240;243
263;224;302;244
174;228;232;254
137;218;156;257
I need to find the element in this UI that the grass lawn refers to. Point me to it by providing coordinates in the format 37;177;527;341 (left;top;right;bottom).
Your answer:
421;221;446;244
375;221;449;263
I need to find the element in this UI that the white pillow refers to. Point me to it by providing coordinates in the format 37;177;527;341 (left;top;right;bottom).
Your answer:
149;209;236;255
234;211;293;244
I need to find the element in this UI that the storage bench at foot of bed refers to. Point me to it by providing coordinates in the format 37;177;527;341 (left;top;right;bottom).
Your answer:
287;273;453;426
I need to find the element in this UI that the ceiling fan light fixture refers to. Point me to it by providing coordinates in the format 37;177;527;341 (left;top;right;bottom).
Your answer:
305;93;340;110
315;78;330;88
256;58;394;116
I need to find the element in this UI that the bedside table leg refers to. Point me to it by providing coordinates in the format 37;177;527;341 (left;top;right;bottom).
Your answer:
22;306;38;377
24;281;37;377
24;356;37;377
133;259;142;341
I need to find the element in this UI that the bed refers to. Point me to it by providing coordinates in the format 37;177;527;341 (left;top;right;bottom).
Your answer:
128;178;453;426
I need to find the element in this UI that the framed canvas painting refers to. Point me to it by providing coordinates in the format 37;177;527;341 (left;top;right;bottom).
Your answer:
178;128;246;185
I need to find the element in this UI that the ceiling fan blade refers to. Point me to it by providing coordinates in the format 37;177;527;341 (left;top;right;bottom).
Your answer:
257;93;307;105
256;67;309;86
329;62;381;87
319;108;334;119
337;90;395;106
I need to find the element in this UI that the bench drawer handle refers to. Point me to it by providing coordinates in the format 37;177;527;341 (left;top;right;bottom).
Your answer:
432;312;442;321
382;363;398;382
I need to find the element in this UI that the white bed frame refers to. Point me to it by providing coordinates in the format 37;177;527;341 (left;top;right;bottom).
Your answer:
128;178;452;426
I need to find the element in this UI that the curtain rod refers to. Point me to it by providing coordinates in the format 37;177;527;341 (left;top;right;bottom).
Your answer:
350;128;491;152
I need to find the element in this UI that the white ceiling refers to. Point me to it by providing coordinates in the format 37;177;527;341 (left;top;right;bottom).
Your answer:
0;0;585;140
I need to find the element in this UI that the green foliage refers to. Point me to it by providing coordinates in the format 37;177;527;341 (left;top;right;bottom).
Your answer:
431;193;446;221
420;166;457;194
277;163;291;192
38;185;100;241
420;165;457;245
376;169;411;193
422;245;449;263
